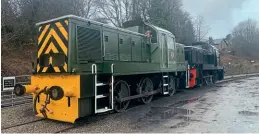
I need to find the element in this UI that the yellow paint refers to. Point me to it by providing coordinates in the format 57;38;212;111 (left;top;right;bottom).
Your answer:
38;32;52;57
37;20;69;73
55;22;68;40
37;64;40;72
63;62;67;72
29;75;80;123
65;20;68;25
49;56;52;64
51;30;68;56
45;42;58;54
38;29;67;57
24;85;39;94
42;67;48;72
38;24;50;44
53;67;61;72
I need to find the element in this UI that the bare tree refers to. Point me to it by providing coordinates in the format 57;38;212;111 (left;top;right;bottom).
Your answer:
70;0;97;19
131;0;151;21
193;15;210;41
231;19;259;58
96;0;132;27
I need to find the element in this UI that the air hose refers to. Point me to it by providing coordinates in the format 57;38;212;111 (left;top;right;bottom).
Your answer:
33;87;51;118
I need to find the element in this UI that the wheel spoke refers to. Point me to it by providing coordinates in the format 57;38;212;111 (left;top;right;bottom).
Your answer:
139;78;153;104
168;77;176;96
114;80;130;113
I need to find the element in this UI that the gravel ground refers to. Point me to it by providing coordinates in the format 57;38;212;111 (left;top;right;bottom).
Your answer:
1;104;40;129
2;119;72;133
2;76;259;133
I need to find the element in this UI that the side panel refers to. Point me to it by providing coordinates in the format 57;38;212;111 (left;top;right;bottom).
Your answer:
141;39;150;62
77;26;102;62
103;29;119;61
119;34;132;61
131;36;142;61
161;33;168;68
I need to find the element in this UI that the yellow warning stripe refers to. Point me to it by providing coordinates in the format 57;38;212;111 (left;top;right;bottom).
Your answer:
63;62;67;72
37;64;40;72
38;32;51;57
55;22;68;40
42;67;48;72
65;20;68;25
51;30;67;56
49;56;52;64
45;42;58;54
53;67;61;72
38;24;50;44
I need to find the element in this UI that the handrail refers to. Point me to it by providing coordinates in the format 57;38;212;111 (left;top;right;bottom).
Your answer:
91;64;97;74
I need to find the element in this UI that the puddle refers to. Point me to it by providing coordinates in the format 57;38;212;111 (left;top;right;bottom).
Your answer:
140;107;194;122
170;122;190;129
210;89;218;92
234;80;244;83
175;115;201;122
169;97;200;107
199;98;206;102
238;111;259;116
215;85;225;87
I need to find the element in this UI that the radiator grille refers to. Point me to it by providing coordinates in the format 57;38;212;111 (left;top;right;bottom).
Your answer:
77;26;101;62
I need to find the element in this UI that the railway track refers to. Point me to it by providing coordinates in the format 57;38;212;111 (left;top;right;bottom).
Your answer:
1;119;46;130
54;74;259;133
2;74;259;133
2;73;258;109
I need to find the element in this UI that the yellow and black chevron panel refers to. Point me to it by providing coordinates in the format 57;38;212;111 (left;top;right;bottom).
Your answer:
37;19;69;73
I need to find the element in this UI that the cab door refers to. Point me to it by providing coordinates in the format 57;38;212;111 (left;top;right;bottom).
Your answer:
167;36;176;63
161;33;168;68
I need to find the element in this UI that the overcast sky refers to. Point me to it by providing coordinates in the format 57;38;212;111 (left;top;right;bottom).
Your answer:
182;0;259;39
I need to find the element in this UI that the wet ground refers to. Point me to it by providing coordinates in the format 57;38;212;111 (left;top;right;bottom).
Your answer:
2;76;259;133
67;76;259;133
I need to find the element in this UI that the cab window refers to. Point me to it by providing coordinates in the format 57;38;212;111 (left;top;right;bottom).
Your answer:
39;54;50;67
167;36;175;49
52;53;65;66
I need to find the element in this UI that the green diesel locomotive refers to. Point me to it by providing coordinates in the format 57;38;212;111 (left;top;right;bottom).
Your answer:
13;15;223;123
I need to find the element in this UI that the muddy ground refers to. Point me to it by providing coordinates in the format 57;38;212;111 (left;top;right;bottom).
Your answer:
2;76;259;133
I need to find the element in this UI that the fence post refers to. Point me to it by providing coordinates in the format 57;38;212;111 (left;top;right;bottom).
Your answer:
12;91;14;107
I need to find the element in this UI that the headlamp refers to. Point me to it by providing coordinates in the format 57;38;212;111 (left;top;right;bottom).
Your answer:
49;86;64;100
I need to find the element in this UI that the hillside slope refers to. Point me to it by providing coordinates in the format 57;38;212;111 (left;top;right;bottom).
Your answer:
1;47;259;77
1;44;37;77
221;53;259;75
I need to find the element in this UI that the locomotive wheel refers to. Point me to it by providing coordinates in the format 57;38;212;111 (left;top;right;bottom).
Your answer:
114;80;130;113
212;74;217;84
139;78;154;104
168;77;176;96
